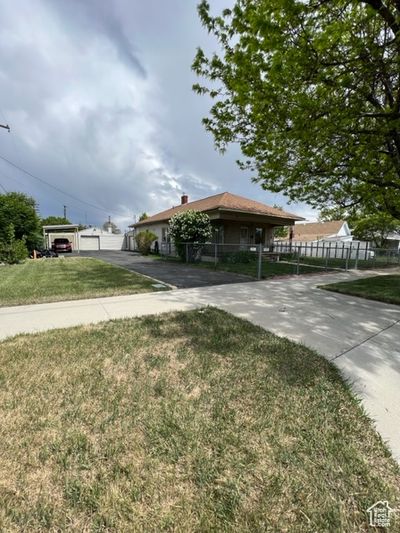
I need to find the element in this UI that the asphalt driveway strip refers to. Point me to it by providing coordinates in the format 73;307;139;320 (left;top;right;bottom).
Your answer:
78;250;254;288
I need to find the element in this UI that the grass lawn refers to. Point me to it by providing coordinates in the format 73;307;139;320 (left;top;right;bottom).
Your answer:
0;257;167;307
195;259;327;278
155;255;326;278
0;308;398;531
321;274;400;305
291;254;399;270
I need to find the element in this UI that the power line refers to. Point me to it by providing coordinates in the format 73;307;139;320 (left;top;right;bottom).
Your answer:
0;182;7;193
0;153;127;218
0;168;89;220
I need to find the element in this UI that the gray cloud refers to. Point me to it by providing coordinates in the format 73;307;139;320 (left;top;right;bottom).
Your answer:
46;0;147;77
0;0;317;231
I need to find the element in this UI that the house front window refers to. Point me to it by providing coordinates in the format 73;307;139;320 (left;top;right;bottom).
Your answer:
255;228;264;245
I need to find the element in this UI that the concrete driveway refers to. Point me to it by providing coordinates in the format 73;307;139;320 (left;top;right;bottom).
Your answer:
1;268;399;462
79;250;254;288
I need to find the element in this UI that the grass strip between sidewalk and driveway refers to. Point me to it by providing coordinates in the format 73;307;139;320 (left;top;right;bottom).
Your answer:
320;274;400;305
0;257;168;307
0;308;398;531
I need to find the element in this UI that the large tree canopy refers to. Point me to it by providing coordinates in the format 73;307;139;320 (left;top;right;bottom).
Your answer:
193;0;400;218
0;192;41;249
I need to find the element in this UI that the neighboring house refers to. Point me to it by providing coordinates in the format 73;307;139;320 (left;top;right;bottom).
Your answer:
386;231;400;250
132;192;304;250
278;220;352;243
78;226;126;251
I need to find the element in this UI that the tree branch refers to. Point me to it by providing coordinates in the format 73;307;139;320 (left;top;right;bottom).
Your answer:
358;0;400;36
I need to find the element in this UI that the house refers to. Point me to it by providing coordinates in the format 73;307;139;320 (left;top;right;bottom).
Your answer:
277;220;352;243
132;192;304;250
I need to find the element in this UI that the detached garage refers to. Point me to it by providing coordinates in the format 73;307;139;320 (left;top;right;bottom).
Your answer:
78;227;125;251
80;235;100;251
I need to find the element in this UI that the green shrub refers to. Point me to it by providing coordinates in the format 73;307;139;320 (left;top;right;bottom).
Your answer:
135;230;157;255
222;250;257;264
168;210;212;261
0;224;28;264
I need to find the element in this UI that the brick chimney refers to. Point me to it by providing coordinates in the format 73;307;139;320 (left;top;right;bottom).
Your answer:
181;193;188;205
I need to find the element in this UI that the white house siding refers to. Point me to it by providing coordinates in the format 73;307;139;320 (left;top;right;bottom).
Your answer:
134;223;169;251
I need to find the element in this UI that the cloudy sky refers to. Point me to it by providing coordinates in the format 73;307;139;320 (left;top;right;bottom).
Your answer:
0;0;317;230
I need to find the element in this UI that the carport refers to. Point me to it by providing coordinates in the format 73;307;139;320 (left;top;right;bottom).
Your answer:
42;224;80;252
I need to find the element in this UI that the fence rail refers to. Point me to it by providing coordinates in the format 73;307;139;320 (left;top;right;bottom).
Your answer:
159;241;400;280
274;240;376;261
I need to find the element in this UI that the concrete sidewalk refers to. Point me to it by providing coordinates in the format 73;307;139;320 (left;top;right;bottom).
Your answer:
1;268;399;461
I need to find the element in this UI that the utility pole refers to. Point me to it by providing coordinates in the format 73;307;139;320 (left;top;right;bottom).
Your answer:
0;124;10;132
63;205;67;219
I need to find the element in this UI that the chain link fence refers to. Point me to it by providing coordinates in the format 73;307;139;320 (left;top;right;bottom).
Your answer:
159;241;400;280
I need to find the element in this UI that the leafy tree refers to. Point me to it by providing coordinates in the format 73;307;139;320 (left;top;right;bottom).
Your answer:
319;207;350;224
0;192;41;250
102;221;121;234
272;205;288;239
135;230;157;255
273;226;288;240
352;214;399;247
193;0;400;219
0;224;28;264
168;210;212;261
41;216;71;226
139;212;148;222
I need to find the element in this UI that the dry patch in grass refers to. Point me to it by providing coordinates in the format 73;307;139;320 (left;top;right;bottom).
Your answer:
0;309;399;531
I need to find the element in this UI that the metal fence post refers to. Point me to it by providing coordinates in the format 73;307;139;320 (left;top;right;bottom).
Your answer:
257;243;262;280
354;242;360;270
345;247;350;271
296;246;301;275
214;243;218;269
325;246;329;270
185;243;189;263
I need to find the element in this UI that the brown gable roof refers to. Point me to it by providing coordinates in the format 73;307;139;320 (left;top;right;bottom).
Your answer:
133;192;303;227
281;220;346;241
